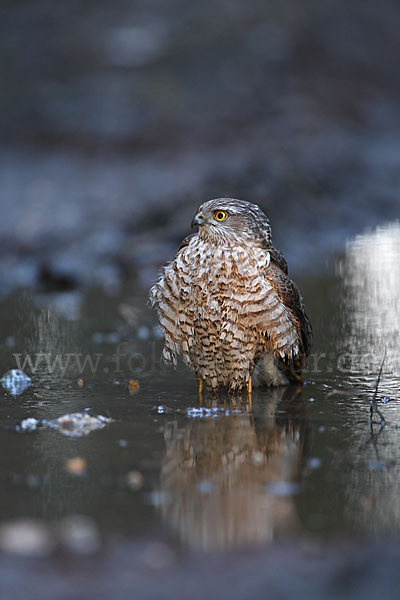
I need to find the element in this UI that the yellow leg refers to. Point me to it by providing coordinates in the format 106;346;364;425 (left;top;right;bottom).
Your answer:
198;378;204;406
247;375;253;411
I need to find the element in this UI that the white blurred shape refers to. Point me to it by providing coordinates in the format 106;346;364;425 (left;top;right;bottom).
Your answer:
340;221;400;374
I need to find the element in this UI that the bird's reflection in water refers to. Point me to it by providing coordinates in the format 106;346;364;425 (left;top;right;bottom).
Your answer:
158;386;306;550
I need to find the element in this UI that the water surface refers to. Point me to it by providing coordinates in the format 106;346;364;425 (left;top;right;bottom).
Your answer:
1;224;400;552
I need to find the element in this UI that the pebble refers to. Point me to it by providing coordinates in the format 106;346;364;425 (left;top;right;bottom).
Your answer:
1;369;32;396
49;412;113;438
21;418;39;432
0;520;54;557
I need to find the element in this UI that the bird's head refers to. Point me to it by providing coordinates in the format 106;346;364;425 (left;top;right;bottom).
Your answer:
191;198;272;247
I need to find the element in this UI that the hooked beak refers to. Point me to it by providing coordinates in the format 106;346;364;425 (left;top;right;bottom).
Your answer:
191;212;205;228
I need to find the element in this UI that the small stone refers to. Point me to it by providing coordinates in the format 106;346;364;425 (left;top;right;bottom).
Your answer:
126;470;144;490
0;520;54;557
49;412;113;437
1;369;32;396
20;418;39;432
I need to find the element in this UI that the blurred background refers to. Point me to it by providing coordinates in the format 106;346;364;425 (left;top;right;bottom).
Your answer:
1;0;400;297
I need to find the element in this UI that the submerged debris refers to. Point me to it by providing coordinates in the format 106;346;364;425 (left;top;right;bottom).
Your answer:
1;369;32;396
48;412;113;437
18;412;113;437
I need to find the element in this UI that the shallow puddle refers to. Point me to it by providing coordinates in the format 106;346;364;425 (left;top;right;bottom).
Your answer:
0;223;399;552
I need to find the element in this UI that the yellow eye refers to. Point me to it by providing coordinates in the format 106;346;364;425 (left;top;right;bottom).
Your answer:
214;210;228;222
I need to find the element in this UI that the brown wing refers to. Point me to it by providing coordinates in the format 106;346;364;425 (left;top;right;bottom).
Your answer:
268;246;288;275
268;248;313;361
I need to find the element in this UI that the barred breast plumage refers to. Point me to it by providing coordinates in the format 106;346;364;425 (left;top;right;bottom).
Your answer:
149;198;312;392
